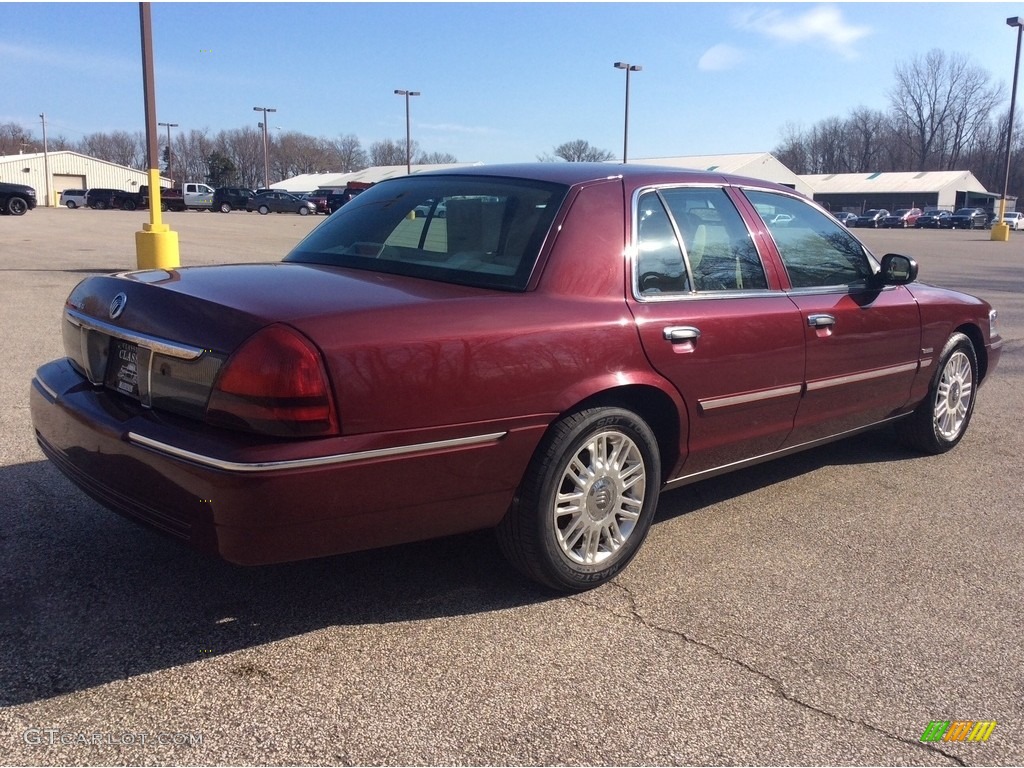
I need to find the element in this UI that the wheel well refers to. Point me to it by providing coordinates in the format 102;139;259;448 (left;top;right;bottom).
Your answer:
560;385;682;483
956;322;989;381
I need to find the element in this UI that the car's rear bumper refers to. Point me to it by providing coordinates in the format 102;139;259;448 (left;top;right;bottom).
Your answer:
31;359;541;565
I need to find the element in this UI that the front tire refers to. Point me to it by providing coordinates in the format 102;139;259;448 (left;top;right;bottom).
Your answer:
497;407;661;592
896;332;978;454
258;205;270;215
299;206;310;216
219;202;232;213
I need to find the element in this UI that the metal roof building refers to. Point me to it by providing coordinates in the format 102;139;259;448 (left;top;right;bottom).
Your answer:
0;151;171;207
633;153;814;197
272;163;480;193
799;170;997;213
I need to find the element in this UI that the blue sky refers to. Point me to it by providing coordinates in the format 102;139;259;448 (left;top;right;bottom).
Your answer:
3;2;1022;163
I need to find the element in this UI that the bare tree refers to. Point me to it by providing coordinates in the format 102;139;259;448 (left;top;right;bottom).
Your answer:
370;138;415;166
0;122;39;155
541;139;615;162
889;49;999;171
416;151;458;164
330;134;368;172
77;131;146;169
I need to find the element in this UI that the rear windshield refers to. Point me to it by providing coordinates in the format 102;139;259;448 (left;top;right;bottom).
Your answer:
285;175;568;291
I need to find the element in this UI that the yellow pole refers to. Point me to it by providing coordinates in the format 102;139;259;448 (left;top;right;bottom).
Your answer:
135;3;179;270
135;169;179;269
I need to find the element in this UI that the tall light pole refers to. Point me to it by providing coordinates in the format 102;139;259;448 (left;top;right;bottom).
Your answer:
253;105;276;189
993;17;1024;242
614;61;642;164
158;121;177;181
394;89;420;174
39;113;51;206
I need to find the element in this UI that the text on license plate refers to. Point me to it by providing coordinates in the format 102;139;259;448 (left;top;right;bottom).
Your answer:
105;338;140;399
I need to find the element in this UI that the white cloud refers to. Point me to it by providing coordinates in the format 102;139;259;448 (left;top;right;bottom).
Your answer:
735;4;872;59
698;43;746;71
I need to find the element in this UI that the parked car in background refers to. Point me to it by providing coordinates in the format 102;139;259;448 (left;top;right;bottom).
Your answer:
30;163;1003;592
915;210;951;228
59;189;89;209
85;187;146;211
212;187;255;213
945;207;988;229
833;211;858;227
854;209;889;228
301;192;330;214
247;190;316;215
1001;211;1024;230
881;208;923;228
0;181;38;215
321;183;372;213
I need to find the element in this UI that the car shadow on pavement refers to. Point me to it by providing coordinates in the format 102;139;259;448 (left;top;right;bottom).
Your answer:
0;428;914;707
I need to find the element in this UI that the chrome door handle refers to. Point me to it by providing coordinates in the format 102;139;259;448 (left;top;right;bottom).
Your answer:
807;314;836;328
663;326;701;343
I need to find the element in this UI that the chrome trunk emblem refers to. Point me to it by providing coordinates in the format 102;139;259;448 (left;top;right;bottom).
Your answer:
109;292;128;319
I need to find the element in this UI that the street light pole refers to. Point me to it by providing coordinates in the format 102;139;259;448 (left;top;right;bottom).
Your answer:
157;121;178;181
993;17;1024;242
39;113;51;207
253;106;277;189
614;62;642;164
394;89;420;175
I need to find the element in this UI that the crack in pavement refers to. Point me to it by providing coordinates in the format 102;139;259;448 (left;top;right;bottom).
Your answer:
570;581;969;767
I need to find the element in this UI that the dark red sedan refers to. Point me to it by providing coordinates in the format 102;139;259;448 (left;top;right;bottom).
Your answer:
30;164;1002;591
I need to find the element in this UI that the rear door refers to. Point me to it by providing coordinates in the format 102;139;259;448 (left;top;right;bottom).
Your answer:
627;185;805;478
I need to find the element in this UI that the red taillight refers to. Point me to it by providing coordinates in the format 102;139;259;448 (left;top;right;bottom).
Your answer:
207;324;338;437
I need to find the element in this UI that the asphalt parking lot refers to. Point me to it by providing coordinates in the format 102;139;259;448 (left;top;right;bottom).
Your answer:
1;207;1022;766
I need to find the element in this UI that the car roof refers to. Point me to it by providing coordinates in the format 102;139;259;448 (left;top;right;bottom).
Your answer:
411;162;798;195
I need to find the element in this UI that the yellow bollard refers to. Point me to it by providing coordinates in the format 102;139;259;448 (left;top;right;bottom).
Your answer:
135;168;180;269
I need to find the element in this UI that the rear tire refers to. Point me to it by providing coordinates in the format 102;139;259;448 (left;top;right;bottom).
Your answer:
896;332;978;454
122;199;137;211
65;201;77;209
497;407;661;592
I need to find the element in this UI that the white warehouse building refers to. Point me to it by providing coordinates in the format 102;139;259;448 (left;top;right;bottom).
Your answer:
0;151;171;207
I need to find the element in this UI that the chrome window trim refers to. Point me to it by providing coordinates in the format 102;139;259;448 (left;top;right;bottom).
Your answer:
127;430;509;473
628;182;777;302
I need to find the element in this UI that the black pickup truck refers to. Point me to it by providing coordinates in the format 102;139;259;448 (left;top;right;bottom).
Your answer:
85;187;151;210
0;181;38;215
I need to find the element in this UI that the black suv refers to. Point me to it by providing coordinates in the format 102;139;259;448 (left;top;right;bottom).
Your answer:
321;186;367;213
213;187;255;213
0;182;38;216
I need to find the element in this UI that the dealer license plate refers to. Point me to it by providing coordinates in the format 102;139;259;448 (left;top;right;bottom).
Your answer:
105;338;141;399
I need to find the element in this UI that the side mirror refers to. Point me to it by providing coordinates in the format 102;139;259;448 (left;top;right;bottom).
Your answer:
878;253;919;286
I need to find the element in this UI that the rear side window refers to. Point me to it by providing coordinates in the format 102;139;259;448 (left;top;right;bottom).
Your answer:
746;190;874;289
635;186;767;296
286;176;567;291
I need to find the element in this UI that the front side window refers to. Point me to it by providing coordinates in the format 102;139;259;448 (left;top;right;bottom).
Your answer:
746;190;875;289
286;176;566;291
